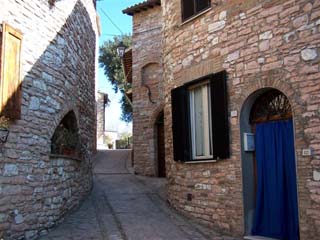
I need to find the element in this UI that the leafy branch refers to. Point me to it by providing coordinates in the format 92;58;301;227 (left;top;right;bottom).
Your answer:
99;35;132;123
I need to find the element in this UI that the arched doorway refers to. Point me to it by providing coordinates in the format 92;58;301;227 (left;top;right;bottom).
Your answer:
155;111;166;177
241;89;299;239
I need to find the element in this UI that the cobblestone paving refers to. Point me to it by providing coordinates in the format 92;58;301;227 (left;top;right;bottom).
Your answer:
40;150;240;240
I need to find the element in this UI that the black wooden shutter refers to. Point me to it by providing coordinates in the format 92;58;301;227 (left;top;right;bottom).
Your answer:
182;0;195;21
210;71;230;159
171;85;191;162
196;0;210;12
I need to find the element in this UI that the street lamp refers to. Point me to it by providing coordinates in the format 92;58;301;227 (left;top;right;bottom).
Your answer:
117;41;126;58
116;41;133;107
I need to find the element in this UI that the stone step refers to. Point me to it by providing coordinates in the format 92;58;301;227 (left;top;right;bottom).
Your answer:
244;236;278;240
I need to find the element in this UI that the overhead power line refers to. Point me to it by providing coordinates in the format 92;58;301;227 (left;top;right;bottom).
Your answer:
99;7;124;35
101;34;121;37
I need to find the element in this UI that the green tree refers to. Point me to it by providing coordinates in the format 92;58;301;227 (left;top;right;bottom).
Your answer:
99;35;132;122
119;132;132;140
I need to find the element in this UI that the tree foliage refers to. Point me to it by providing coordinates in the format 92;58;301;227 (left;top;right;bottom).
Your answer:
99;35;132;122
119;132;132;140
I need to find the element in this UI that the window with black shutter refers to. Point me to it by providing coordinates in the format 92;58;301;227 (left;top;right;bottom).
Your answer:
171;85;191;162
171;70;229;162
181;0;211;21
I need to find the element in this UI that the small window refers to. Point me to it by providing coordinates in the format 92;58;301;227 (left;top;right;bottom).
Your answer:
182;0;211;21
171;71;229;162
189;83;213;159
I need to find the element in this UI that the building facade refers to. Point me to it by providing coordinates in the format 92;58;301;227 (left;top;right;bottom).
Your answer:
124;0;165;177
0;0;98;239
126;0;320;239
96;91;108;149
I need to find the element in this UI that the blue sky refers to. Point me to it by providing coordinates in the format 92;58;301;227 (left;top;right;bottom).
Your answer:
96;0;141;133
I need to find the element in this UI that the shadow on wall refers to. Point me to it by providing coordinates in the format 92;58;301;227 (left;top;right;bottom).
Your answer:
0;0;96;239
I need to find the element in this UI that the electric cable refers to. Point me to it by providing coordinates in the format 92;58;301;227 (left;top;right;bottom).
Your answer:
98;7;124;35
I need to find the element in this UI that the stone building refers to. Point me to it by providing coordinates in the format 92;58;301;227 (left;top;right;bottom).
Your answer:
96;91;108;148
0;0;98;239
123;0;165;177
125;0;320;239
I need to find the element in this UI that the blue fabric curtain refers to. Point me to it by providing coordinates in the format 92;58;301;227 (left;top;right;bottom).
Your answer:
252;119;299;240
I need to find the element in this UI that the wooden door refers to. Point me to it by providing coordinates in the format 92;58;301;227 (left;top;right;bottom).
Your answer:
157;113;166;177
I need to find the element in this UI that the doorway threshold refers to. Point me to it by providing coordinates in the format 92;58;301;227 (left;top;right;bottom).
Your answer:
244;236;278;240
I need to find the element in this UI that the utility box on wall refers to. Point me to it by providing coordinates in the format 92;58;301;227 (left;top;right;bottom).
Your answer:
244;133;255;152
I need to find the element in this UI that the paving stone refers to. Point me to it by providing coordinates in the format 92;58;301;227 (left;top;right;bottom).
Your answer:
159;1;320;238
0;1;97;239
39;150;238;240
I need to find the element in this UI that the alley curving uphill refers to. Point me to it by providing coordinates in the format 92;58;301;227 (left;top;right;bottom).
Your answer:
41;150;237;240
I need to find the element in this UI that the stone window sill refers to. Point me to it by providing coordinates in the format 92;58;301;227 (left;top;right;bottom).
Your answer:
180;7;212;26
244;236;278;240
50;154;82;162
184;159;217;164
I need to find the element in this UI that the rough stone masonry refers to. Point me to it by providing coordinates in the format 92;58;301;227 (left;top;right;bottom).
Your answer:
96;91;108;148
131;5;165;176
124;0;320;239
0;0;98;239
161;0;320;239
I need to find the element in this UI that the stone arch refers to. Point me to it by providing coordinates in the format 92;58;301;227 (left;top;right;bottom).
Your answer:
136;57;161;84
49;103;79;139
141;62;163;103
235;69;306;150
239;86;299;235
149;103;165;127
236;70;300;115
50;109;80;156
141;62;162;84
140;56;162;70
140;61;164;105
141;103;166;177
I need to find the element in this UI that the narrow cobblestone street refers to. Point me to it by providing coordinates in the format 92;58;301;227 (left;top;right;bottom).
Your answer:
40;150;238;240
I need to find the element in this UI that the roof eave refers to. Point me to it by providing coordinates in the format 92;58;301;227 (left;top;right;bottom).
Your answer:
122;0;161;16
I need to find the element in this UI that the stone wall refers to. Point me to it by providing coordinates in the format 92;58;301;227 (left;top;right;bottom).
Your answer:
96;92;107;147
0;0;97;239
162;0;320;238
132;6;164;176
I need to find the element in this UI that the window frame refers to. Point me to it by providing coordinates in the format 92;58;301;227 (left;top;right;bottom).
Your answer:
189;81;213;160
171;70;229;163
181;0;211;22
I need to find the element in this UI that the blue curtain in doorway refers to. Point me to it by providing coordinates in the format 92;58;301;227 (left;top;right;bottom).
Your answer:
252;119;299;240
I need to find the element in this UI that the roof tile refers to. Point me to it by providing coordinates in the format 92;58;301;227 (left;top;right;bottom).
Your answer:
123;0;161;16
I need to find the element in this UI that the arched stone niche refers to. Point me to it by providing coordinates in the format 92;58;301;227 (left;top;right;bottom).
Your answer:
51;110;80;157
141;62;163;100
